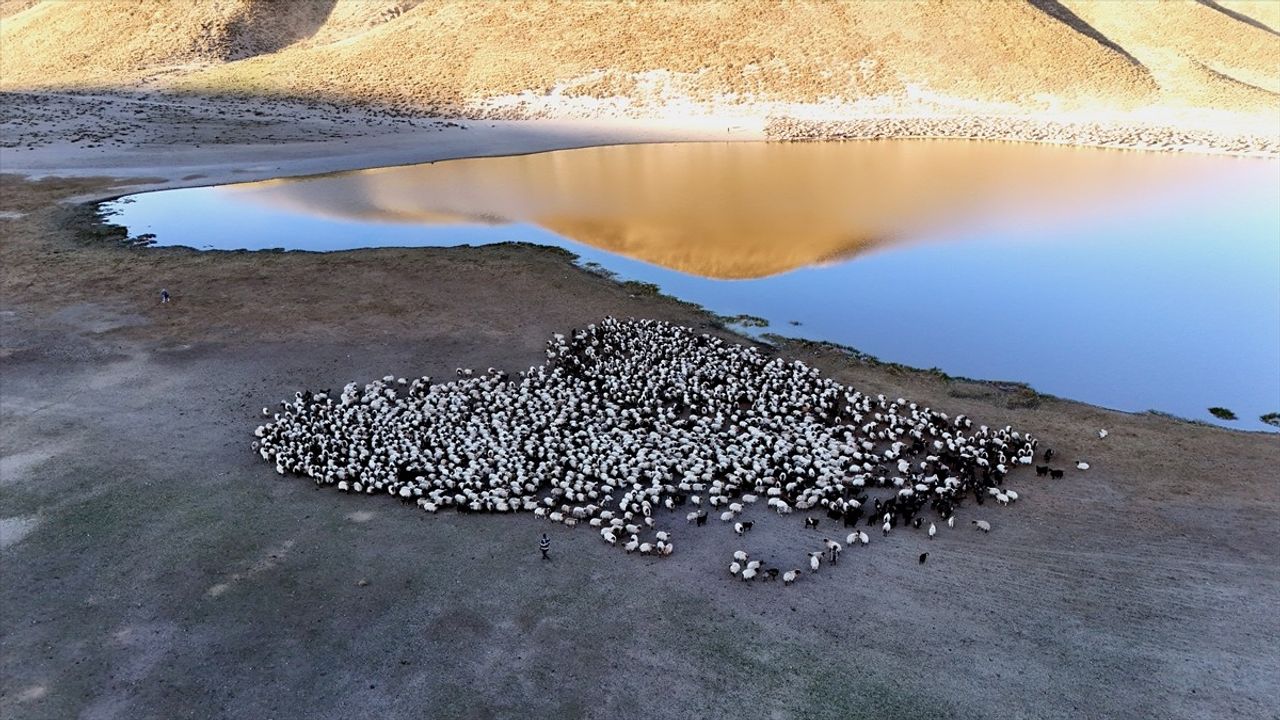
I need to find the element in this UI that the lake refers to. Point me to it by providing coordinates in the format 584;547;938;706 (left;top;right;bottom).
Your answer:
101;140;1280;431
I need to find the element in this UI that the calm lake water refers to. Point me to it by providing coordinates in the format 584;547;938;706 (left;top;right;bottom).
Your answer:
103;141;1280;431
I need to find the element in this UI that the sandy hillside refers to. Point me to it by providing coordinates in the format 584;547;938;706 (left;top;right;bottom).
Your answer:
2;0;1276;123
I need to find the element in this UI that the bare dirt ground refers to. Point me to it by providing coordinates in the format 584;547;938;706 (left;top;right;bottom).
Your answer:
1;96;1278;720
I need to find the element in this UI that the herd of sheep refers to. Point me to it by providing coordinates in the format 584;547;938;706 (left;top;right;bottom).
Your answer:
254;317;1049;580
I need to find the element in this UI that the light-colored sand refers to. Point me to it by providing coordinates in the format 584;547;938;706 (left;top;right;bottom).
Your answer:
0;91;755;192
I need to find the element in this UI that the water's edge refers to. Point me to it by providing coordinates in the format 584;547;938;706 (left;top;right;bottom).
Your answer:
81;192;1278;435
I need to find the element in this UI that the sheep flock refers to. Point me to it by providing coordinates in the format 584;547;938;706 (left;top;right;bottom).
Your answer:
254;317;1046;580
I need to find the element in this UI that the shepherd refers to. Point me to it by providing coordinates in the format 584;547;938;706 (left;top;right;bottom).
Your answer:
539;533;551;560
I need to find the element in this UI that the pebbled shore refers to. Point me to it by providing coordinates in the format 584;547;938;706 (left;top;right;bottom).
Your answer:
765;114;1280;157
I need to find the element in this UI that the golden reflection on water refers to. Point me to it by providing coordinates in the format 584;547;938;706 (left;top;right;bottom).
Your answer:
226;140;1221;279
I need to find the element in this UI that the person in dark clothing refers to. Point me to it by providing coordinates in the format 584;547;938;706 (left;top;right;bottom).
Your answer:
539;533;551;560
160;289;170;303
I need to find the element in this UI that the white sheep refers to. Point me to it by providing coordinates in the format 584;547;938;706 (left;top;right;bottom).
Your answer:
720;511;735;522
928;522;936;539
733;522;745;536
783;569;800;585
972;520;991;533
809;553;821;572
625;536;640;553
729;561;742;576
733;550;749;562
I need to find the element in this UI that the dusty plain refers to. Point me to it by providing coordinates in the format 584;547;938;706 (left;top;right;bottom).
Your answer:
1;92;1279;720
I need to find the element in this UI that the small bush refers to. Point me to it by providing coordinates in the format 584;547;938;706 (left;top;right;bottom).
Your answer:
1261;412;1280;428
1208;407;1238;420
621;280;661;296
720;314;768;328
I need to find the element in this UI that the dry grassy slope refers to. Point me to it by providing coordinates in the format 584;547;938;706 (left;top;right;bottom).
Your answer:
0;0;38;19
1063;0;1280;112
170;0;1158;111
1220;0;1280;33
0;0;345;82
0;0;1276;118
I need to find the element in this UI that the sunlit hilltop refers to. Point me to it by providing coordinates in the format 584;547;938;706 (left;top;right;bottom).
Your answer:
2;0;1277;129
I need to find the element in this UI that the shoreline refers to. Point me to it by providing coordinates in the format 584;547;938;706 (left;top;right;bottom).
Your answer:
4;91;1279;200
27;96;1263;433
765;114;1280;157
77;199;1279;436
6;89;1266;433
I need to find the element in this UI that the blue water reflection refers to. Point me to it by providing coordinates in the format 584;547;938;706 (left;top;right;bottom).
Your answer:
104;143;1280;431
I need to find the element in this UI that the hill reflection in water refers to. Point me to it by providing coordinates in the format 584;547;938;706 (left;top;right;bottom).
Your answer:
225;140;1204;279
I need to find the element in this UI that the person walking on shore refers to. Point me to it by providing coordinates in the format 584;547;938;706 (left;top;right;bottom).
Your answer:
539;533;551;560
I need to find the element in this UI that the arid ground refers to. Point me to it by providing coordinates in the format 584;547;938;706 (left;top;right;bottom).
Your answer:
1;87;1278;720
